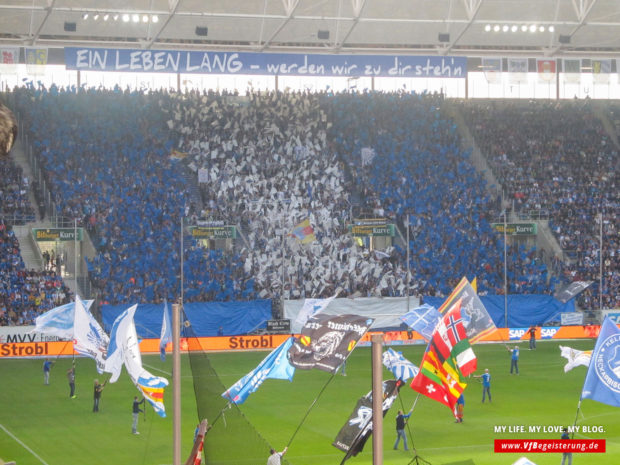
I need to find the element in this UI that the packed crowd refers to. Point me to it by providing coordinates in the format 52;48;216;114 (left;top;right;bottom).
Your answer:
462;100;619;309
13;85;256;306
165;89;397;299
0;222;72;325
0;155;35;224
10;85;614;317
326;91;551;296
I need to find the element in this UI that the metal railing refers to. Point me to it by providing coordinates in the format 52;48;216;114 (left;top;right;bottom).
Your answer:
0;213;36;225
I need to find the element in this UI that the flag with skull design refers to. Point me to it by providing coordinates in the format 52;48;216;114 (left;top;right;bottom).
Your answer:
288;314;374;373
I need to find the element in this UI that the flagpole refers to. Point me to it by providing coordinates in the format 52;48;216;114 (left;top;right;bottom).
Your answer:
371;333;383;465
181;215;184;307
172;303;181;465
409;392;421;413
502;194;508;328
599;211;603;312
571;399;582;439
406;215;410;312
74;218;78;295
286;371;338;447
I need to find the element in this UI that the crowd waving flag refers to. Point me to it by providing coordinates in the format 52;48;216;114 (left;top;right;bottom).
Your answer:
411;299;477;416
159;300;172;361
580;317;620;408
438;277;495;343
222;337;295;404
32;299;94;340
290;218;316;244
73;296;109;373
401;303;441;342
560;345;592;372
289;314;374;373
382;348;419;381
105;304;169;417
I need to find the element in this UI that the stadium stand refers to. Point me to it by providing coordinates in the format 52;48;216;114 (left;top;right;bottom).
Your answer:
0;154;35;224
0;221;72;325
5;85;616;323
460;100;619;310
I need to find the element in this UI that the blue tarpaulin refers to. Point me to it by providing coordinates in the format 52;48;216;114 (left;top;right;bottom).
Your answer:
101;299;272;338
424;294;574;328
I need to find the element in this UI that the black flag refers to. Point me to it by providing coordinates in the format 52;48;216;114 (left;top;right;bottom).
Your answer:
288;314;374;373
438;277;496;343
333;379;403;463
554;281;594;303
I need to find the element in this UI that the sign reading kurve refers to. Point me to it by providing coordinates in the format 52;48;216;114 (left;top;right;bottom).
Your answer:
348;224;395;237
190;226;236;239
491;223;537;236
33;228;84;241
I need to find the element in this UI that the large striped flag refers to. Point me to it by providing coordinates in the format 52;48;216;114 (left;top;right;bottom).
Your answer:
434;299;477;376
410;345;466;411
382;348;419;381
105;304;169;417
411;299;476;417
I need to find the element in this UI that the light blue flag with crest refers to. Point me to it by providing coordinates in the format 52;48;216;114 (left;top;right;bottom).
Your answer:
581;317;620;407
33;300;94;340
382;348;419;381
222;337;295;404
401;303;441;342
159;301;172;361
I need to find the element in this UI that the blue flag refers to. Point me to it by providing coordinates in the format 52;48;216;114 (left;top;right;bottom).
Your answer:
401;304;441;342
222;337;295;404
581;317;620;407
33;300;94;340
159;301;172;361
382;348;419;381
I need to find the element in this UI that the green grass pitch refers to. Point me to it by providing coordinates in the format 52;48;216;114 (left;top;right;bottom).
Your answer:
0;339;617;465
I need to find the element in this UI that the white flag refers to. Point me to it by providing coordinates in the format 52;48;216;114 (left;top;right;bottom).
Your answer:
559;345;592;372
159;301;172;362
33;300;93;340
73;296;109;373
105;304;168;417
295;292;338;327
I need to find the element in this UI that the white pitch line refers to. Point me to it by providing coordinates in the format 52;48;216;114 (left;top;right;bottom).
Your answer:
142;363;172;376
0;423;50;465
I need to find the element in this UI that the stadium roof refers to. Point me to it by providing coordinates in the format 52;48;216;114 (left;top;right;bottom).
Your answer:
1;0;620;57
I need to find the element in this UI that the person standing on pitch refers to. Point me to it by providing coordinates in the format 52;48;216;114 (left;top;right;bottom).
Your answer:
455;394;465;423
67;363;76;398
561;427;573;465
267;446;287;465
393;409;412;450
508;345;520;375
43;359;53;385
474;368;492;403
93;379;105;412
132;396;145;434
528;326;537;350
